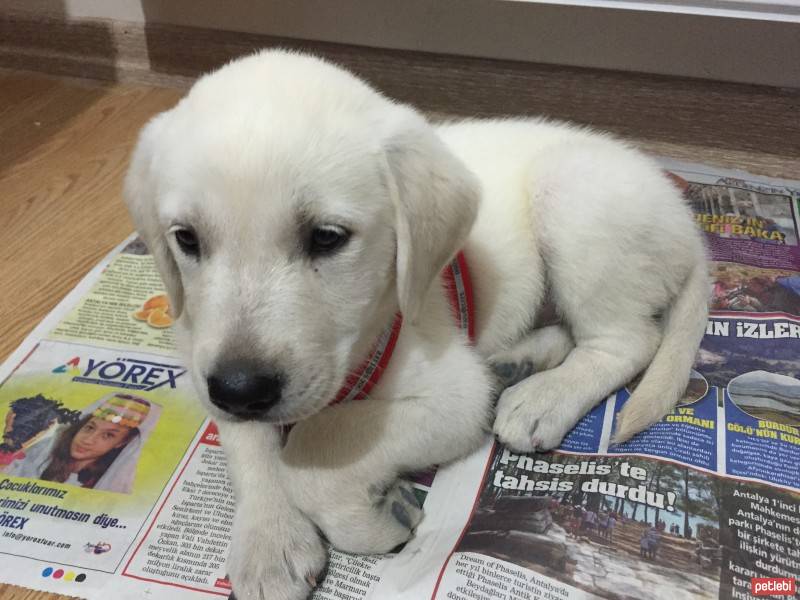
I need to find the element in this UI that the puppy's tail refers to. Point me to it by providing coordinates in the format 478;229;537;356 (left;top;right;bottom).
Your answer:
611;261;709;444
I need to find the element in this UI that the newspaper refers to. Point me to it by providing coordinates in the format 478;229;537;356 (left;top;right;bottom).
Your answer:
0;159;798;600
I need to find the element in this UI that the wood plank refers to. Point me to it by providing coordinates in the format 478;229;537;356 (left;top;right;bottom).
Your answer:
0;584;79;600
0;73;182;364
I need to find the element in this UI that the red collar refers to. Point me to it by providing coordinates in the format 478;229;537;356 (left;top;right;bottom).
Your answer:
330;250;475;406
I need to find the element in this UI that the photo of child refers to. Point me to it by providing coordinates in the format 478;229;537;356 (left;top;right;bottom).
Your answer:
3;392;161;494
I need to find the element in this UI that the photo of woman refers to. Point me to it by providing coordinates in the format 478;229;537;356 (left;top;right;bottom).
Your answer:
4;392;161;493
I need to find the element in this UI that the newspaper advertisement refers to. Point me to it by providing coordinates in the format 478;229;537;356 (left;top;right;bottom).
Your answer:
0;160;798;599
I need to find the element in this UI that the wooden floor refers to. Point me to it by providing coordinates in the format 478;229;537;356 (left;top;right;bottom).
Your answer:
0;72;182;363
0;68;798;600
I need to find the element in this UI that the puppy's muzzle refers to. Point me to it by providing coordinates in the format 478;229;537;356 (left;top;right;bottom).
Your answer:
206;359;285;419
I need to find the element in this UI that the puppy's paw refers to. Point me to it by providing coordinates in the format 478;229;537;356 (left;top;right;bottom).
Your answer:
227;502;327;600
380;480;424;535
493;382;569;452
488;358;535;390
318;479;423;555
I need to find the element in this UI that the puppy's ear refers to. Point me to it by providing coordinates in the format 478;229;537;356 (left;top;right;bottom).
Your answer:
381;109;480;323
123;113;184;317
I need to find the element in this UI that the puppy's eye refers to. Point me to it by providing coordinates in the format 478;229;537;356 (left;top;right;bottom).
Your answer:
310;225;350;255
173;228;200;257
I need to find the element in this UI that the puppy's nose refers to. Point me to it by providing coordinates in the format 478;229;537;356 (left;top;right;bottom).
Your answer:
206;360;284;417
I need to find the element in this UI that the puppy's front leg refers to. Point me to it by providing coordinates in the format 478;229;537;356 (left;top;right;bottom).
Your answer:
216;420;327;600
284;340;494;556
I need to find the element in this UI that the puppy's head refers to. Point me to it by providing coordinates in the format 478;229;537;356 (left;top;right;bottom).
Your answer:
124;50;479;424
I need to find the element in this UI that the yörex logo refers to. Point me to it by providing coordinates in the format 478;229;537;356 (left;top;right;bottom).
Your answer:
71;357;185;391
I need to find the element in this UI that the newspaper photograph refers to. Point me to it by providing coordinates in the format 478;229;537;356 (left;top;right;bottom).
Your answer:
0;159;797;599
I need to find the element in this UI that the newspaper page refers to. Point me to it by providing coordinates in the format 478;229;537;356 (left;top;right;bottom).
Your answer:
0;160;798;600
416;160;800;600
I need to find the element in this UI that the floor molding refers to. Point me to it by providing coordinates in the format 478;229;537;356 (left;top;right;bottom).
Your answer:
1;11;798;178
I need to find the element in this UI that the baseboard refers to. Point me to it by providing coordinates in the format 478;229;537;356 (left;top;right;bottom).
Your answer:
1;11;798;176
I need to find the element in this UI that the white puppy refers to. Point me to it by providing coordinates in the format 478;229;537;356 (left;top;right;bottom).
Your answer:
124;50;708;599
